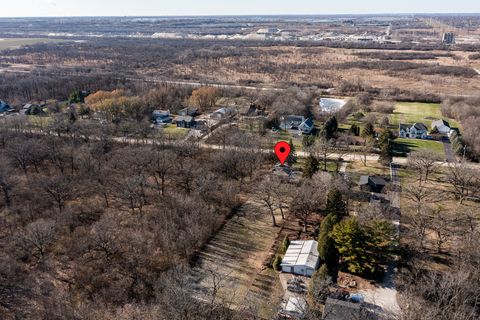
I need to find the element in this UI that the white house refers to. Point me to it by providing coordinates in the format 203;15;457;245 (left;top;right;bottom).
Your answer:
431;119;451;135
399;123;428;139
280;115;314;135
280;240;320;277
210;107;235;120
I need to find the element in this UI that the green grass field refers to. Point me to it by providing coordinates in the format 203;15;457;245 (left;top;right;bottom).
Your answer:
390;102;459;128
393;138;445;157
162;124;189;139
0;38;62;50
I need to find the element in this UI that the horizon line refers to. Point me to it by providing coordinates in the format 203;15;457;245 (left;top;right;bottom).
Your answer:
1;12;480;19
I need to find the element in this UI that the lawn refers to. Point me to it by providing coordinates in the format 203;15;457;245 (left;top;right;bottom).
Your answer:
162;124;189;139
393;138;445;157
390;102;459;128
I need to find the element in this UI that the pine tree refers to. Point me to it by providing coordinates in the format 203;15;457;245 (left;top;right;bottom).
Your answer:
303;154;320;178
317;214;339;278
325;189;347;220
287;138;297;166
378;129;395;165
323;116;338;140
362;122;375;138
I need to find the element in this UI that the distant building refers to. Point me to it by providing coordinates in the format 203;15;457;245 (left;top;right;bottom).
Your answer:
323;298;372;320
0;100;12;113
431;119;451;135
178;107;198;117
280;240;319;277
442;32;455;44
399;123;428;139
280;115;314;135
175;115;195;128
211;107;235;120
152;110;172;124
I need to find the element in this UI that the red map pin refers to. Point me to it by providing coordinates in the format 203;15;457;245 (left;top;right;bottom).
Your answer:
274;141;291;165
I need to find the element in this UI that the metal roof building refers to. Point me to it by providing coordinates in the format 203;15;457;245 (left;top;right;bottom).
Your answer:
280;240;320;277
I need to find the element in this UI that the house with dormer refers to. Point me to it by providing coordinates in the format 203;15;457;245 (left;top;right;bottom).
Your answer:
399;123;428;139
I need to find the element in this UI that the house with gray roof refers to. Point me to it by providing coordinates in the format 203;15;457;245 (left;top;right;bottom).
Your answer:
280;115;314;135
431;119;451;135
399;122;428;139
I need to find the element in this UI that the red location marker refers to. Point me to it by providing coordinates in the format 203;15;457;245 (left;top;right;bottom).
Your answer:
274;141;291;165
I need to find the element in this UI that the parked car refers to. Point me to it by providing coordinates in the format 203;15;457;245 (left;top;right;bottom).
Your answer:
287;284;307;294
287;278;304;285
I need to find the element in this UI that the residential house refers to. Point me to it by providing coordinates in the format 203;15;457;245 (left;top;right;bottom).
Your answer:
323;298;372;320
431;119;451;135
359;176;388;193
211;107;235;120
175;115;195;128
280;115;314;135
0;100;12;113
152;110;172;124
399;123;428;139
280;240;320;277
178;107;198;117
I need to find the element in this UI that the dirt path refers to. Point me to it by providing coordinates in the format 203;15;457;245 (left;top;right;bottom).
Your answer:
192;197;283;317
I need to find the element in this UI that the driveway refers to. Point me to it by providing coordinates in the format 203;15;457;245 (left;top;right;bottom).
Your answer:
442;137;456;163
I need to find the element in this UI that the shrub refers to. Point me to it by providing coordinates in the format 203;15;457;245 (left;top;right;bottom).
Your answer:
272;255;282;271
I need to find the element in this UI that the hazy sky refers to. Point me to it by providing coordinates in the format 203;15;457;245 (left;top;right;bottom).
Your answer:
1;0;479;17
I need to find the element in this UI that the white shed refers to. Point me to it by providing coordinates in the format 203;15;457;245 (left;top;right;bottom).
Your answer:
280;240;320;277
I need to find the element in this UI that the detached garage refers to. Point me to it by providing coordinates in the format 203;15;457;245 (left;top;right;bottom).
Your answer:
280;240;320;277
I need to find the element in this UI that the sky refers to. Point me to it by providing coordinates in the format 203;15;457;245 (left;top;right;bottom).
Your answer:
0;0;479;17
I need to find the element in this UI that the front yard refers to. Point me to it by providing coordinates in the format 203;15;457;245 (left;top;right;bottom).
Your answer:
393;138;445;157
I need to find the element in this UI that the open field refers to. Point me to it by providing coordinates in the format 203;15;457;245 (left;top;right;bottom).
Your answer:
393;138;445;157
391;102;459;128
0;38;62;50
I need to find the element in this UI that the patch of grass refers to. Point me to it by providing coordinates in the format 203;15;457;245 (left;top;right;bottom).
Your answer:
390;102;459;128
162;124;189;139
393;138;445;157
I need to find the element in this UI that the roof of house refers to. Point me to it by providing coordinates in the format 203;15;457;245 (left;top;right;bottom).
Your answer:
369;176;387;186
152;110;170;117
412;123;428;131
399;123;410;131
323;298;369;320
359;175;370;186
300;118;314;129
280;240;319;269
359;176;387;186
432;119;450;128
176;115;194;122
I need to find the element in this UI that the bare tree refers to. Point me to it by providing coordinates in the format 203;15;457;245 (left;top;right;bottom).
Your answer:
446;163;479;204
314;137;335;172
16;218;56;261
407;149;441;185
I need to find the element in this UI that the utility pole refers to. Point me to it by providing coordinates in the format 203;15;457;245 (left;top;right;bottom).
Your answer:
462;144;467;162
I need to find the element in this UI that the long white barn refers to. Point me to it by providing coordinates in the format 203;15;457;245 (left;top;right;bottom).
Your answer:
280;240;320;277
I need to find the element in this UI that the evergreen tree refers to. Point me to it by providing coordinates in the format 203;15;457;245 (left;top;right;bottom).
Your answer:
287;138;297;166
332;218;396;275
317;213;339;278
325;189;347;220
323;116;338;140
303;154;320;178
378;130;395;165
349;124;360;136
281;235;291;254
68;90;85;104
362;122;375;138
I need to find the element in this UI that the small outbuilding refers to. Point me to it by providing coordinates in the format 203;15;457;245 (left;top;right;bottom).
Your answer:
431;119;451;135
323;298;372;320
359;175;387;193
280;240;319;277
